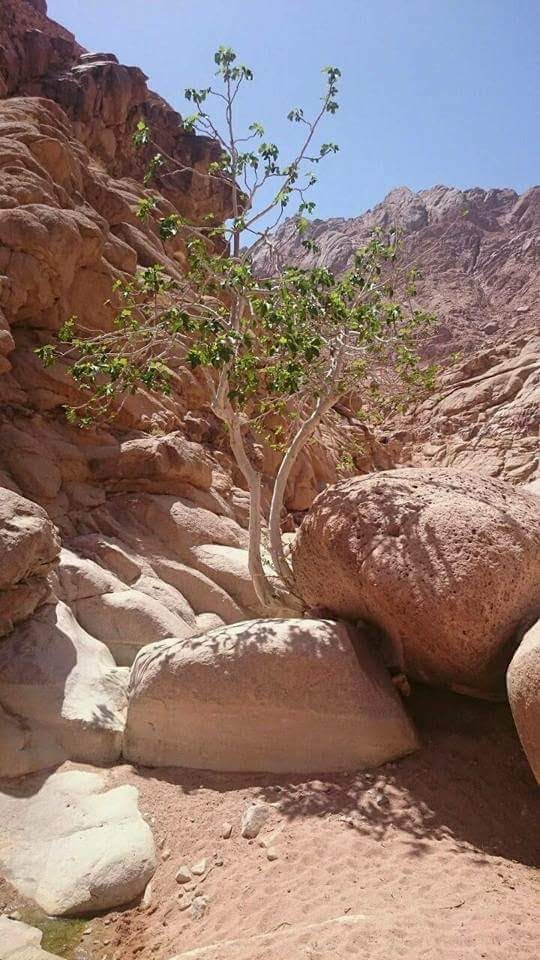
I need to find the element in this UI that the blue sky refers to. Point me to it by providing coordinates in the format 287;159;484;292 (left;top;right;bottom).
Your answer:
47;0;539;220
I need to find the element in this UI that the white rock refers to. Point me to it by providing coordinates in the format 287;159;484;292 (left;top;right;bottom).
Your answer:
0;601;128;777
190;895;209;920
524;478;540;497
191;858;208;876
0;768;157;916
0;916;58;959
194;613;225;634
241;802;271;839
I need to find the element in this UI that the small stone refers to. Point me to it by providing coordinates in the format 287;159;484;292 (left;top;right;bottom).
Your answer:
221;822;233;839
266;848;279;861
241;802;271;839
191;858;208;877
175;865;192;884
191;895;209;920
309;780;330;792
178;898;192;912
162;848;171;861
8;911;21;921
142;880;154;909
214;856;224;867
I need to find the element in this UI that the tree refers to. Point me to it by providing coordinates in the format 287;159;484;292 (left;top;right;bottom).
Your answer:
37;47;435;611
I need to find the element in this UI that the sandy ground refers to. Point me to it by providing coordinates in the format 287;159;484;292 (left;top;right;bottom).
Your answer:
1;686;539;960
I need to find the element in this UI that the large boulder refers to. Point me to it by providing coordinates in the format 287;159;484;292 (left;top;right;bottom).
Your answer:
124;618;418;773
0;487;60;635
0;769;156;916
292;469;540;694
0;488;60;589
507;620;540;783
0;601;128;776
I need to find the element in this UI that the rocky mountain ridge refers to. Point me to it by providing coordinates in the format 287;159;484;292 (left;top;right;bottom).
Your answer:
252;183;539;483
252;183;539;353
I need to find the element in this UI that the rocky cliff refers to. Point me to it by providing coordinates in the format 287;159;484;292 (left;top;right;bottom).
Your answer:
0;0;392;775
252;184;539;482
252;184;539;352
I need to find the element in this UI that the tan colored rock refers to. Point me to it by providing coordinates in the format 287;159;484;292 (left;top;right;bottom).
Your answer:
507;621;540;783
398;338;540;485
71;535;142;583
0;486;60;591
124;618;418;773
0;575;52;638
0;601;127;776
241;803;271;839
0;769;156;916
292;468;540;694
150;557;244;624
132;574;197;626
89;433;214;493
75;588;198;666
188;544;261;614
56;547;124;601
0;486;60;635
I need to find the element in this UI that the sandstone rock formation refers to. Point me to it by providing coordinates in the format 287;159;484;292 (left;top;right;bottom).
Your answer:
388;333;539;485
507;620;540;783
0;768;156;916
292;469;540;695
123;618;419;773
0;600;128;777
0;487;60;636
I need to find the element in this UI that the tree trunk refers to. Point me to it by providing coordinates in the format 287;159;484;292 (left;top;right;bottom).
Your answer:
227;419;274;610
268;392;336;591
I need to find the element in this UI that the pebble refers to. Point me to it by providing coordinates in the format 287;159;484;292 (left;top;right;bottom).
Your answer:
191;858;208;876
241;802;271;839
191;895;209;920
266;848;279;861
221;822;233;839
175;865;192;884
162;848;171;861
